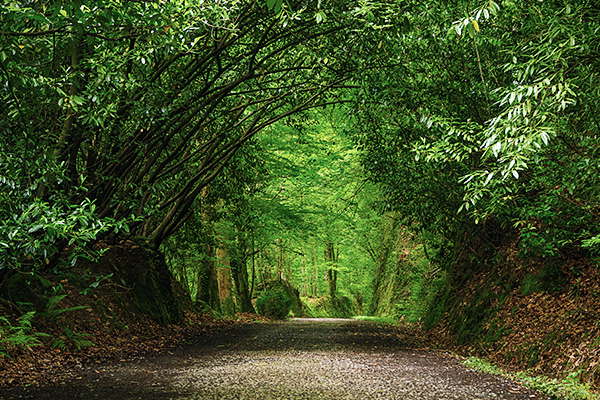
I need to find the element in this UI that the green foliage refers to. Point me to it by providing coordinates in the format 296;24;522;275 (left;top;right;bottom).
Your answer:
363;219;450;326
348;0;600;267
422;280;452;331
51;326;94;351
302;295;358;318
0;193;114;273
582;235;600;255
255;288;292;320
352;315;397;325
483;319;511;346
328;296;358;318
405;271;450;325
520;273;546;296
40;293;89;323
1;308;94;356
165;109;377;312
253;112;375;303
0;311;49;357
448;282;512;346
464;357;596;400
301;297;328;318
1;0;366;258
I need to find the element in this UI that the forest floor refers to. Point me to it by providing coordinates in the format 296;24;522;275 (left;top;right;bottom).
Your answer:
0;318;545;399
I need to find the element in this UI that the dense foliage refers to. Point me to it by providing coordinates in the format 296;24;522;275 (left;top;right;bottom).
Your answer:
2;3;600;392
255;287;292;320
350;0;600;261
0;0;366;277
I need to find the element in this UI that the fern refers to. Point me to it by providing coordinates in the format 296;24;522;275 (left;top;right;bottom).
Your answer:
51;326;95;351
51;337;67;350
46;294;67;312
41;294;89;322
0;312;49;357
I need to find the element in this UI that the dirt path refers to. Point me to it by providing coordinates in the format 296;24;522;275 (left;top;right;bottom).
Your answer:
0;318;544;399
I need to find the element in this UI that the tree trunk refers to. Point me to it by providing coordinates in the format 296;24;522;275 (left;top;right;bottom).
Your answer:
231;256;255;313
196;243;221;311
368;215;400;315
217;247;235;315
325;242;338;298
311;247;318;296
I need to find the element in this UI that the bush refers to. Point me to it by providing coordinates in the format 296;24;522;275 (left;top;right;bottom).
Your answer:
301;295;359;318
255;289;292;320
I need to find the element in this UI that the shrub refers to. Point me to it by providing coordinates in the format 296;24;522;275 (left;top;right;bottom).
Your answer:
255;289;292;320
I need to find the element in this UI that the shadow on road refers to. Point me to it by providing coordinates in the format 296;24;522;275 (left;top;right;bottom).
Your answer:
0;319;541;400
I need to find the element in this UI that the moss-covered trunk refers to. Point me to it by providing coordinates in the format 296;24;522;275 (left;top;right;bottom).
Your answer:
196;243;221;311
231;257;255;313
127;245;183;325
217;247;235;315
92;242;183;325
325;242;338;298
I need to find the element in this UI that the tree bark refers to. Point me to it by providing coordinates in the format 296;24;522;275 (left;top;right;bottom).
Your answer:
217;247;235;315
196;243;221;311
231;256;255;313
368;215;400;315
325;242;338;298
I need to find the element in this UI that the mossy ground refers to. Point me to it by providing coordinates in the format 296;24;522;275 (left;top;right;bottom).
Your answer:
301;295;359;318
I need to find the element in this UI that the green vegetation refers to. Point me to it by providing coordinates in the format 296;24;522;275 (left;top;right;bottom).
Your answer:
1;0;600;395
50;326;94;351
302;295;359;319
352;316;397;325
464;357;597;400
255;288;292;320
0;312;49;357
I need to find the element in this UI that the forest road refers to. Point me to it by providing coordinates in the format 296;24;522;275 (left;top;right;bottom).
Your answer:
0;318;544;400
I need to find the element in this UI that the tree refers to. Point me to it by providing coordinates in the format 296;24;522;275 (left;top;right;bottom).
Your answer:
211;141;269;314
347;0;600;262
0;0;364;280
250;109;373;302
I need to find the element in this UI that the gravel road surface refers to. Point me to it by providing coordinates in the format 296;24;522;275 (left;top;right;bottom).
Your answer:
0;318;545;399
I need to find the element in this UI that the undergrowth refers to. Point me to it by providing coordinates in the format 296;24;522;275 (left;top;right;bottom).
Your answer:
352;315;397;324
51;326;95;351
0;311;49;357
302;295;358;318
464;357;598;400
1;293;96;357
256;288;292;320
369;241;448;324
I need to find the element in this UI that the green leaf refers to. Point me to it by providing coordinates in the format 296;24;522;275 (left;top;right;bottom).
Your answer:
466;21;474;38
484;172;494;186
28;225;43;234
403;16;411;31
